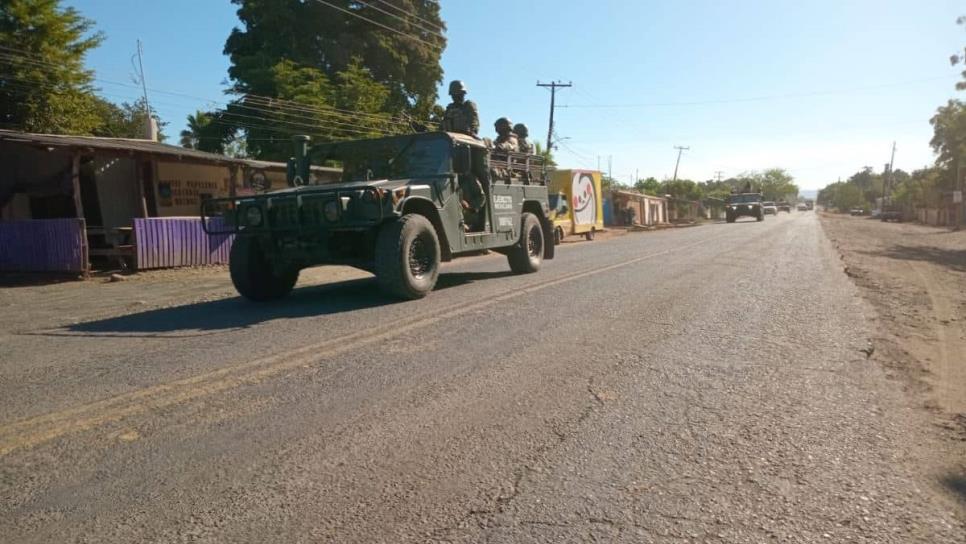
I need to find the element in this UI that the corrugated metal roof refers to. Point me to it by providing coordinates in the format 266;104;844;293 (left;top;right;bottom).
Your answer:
613;190;668;201
0;129;248;165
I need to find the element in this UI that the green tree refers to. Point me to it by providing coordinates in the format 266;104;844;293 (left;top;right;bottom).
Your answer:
221;0;446;159
180;110;237;153
0;0;103;133
634;176;661;195
92;97;168;141
534;141;556;168
930;100;966;171
949;15;966;91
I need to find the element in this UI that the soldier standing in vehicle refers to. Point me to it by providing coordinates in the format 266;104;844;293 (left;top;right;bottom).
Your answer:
441;80;479;137
493;117;519;152
513;123;534;154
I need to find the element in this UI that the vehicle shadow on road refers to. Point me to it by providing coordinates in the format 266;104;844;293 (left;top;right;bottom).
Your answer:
435;270;516;290
40;270;519;336
863;245;966;273
51;278;395;336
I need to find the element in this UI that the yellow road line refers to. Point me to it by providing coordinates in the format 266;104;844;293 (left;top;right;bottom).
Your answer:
0;234;725;456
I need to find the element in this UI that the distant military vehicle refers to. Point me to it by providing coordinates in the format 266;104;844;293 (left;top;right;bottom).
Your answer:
726;193;764;223
202;132;555;300
776;201;791;213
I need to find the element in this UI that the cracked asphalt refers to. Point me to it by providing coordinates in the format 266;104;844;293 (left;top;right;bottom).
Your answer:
1;212;963;543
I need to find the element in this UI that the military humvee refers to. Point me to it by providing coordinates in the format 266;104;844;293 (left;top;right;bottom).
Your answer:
725;193;764;223
201;132;555;300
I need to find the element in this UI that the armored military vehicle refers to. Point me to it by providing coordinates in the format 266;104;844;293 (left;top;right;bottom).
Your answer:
202;132;555;300
726;193;764;223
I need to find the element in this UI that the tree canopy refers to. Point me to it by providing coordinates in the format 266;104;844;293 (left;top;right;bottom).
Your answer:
213;0;447;159
0;0;103;133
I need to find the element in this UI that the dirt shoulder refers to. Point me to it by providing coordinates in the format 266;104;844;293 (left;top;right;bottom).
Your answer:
820;213;966;424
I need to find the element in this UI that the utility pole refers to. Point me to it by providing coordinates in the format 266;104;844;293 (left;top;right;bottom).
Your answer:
537;81;572;152
135;40;153;140
715;170;724;183
885;142;896;203
671;146;689;182
597;155;601;172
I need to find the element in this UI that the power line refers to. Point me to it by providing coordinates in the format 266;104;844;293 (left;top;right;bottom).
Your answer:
310;0;442;50
353;0;445;39
374;0;444;32
558;75;958;109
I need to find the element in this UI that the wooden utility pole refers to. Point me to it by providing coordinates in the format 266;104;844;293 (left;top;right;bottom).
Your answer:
536;81;572;152
672;146;689;181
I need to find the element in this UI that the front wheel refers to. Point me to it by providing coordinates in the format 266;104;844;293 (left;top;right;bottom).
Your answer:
374;214;441;299
229;237;299;302
554;226;564;245
757;212;764;222
507;212;543;274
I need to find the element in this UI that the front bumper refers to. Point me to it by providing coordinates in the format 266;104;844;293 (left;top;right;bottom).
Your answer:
201;188;388;236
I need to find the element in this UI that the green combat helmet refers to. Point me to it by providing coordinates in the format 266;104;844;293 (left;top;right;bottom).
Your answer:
449;80;468;97
441;80;478;136
512;123;528;138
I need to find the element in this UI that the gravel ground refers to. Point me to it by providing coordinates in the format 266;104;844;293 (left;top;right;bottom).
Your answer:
0;211;963;543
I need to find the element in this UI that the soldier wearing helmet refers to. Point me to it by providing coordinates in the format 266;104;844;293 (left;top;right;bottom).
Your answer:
513;123;534;154
441;80;479;137
493;117;519;152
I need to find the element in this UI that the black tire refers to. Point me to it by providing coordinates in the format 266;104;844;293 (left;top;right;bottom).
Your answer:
229;237;299;302
726;214;735;223
757;212;764;222
374;214;440;299
507;212;543;274
584;228;595;241
554;226;564;245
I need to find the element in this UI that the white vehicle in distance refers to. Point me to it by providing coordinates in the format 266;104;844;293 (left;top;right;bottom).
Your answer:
762;201;778;215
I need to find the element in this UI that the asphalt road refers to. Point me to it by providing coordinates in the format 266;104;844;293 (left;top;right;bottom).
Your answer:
1;212;963;543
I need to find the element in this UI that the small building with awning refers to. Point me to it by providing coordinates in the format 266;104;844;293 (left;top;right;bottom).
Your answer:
0;129;340;274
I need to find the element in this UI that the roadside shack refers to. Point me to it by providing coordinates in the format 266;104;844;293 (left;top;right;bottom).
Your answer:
609;190;668;227
0;130;340;274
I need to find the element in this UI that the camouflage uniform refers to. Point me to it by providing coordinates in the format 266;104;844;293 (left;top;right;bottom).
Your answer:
440;80;479;136
493;117;519;152
513;123;534;154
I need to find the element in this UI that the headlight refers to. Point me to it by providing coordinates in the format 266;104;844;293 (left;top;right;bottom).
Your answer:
323;200;340;222
245;206;263;227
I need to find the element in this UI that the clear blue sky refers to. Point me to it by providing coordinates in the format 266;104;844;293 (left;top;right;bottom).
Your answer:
67;0;965;190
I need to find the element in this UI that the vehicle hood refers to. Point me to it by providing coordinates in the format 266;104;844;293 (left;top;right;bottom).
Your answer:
246;178;411;198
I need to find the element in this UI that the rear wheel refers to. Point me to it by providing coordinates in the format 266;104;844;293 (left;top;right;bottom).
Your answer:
554;226;564;245
757;211;764;222
374;214;441;299
584;228;595;241
229;237;299;301
508;212;543;274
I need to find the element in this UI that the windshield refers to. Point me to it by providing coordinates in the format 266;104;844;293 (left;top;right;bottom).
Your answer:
728;194;761;204
313;135;451;182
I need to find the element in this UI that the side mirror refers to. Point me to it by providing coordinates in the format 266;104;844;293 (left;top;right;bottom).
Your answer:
453;146;472;175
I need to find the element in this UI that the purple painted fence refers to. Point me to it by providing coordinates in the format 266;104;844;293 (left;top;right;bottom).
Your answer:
0;219;87;273
134;217;235;270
